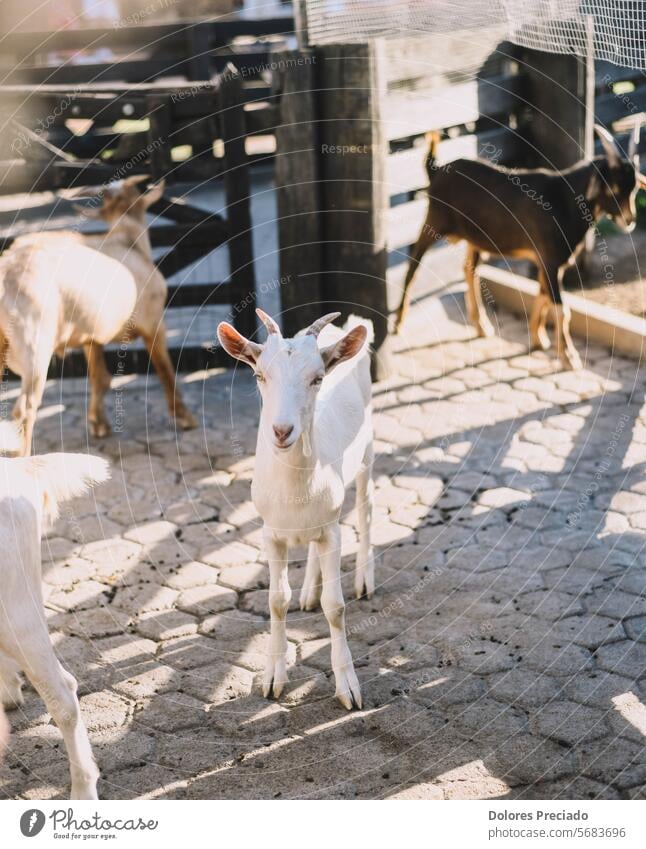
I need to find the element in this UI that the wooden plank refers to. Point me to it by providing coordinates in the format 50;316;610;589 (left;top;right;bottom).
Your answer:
386;127;520;195
272;47;322;335
518;48;587;169
387;197;427;252
1;17;294;58
384;29;512;87
317;41;392;378
218;65;257;339
166;282;231;307
384;73;520;141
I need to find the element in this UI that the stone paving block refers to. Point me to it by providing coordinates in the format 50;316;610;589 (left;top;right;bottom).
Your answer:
163;560;220;590
199;540;259;569
488;668;568;709
47;579;111;613
507;777;619;800
485;733;576;786
576;736;646;790
113;584;179;615
530;700;610;745
596;640;646;678
177;584;238;616
79;691;130;733
179;663;254;704
101;764;188;800
133;692;208;733
112;664;178;700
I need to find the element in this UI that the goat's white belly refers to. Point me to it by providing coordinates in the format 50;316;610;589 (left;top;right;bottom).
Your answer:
252;474;345;545
56;247;138;345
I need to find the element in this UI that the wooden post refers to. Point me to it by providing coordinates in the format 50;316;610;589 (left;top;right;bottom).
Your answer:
317;41;392;379
272;47;323;335
519;42;592;283
518;46;588;169
219;64;257;339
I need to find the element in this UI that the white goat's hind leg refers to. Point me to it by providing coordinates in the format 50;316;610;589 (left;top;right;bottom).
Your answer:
354;448;375;600
263;531;291;699
319;524;362;710
20;634;99;799
15;368;47;456
300;541;322;610
0;650;23;709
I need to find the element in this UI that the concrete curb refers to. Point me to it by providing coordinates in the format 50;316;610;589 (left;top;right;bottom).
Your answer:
479;264;646;362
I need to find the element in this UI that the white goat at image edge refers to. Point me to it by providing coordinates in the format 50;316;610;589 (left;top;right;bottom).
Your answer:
0;421;109;798
218;308;374;710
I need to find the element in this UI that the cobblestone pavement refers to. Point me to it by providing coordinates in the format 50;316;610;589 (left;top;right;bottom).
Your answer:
2;296;646;801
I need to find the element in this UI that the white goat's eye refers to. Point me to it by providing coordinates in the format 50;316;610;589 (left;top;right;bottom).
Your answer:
311;375;323;386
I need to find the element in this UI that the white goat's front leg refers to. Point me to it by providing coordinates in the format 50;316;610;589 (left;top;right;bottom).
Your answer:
0;650;23;709
300;541;322;610
263;530;291;699
9;629;99;799
319;523;362;710
355;446;375;600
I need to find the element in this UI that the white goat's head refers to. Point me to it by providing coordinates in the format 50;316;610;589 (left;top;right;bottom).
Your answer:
77;175;165;227
218;309;367;454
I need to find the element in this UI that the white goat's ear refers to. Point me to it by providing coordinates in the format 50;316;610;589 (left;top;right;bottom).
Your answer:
142;179;165;208
320;324;367;372
217;322;262;367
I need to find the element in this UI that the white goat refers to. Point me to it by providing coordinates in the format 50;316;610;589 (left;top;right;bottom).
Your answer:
218;309;374;709
8;175;196;453
0;238;139;455
0;423;109;798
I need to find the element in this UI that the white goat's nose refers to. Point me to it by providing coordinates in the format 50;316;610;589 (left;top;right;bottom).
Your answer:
273;424;294;444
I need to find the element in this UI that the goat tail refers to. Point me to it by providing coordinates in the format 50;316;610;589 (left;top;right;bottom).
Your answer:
424;130;441;183
0;420;21;455
28;453;110;524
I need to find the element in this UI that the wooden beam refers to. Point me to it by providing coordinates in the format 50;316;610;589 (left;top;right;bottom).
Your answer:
317;41;392;378
272;47;322;335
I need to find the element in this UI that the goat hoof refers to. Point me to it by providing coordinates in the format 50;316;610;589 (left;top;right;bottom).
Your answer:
476;321;495;338
529;333;551;352
262;660;288;700
561;351;582;371
90;421;111;439
335;666;362;711
175;409;197;430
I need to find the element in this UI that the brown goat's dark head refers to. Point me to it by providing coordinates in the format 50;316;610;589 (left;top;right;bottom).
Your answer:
593;124;646;232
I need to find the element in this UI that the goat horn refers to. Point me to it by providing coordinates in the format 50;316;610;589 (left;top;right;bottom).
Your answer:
628;121;642;168
255;308;281;336
595;123;620;167
306;312;341;338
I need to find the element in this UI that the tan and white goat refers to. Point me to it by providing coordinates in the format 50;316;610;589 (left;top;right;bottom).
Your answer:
7;176;195;454
0;423;109;798
218;309;374;709
0;238;139;455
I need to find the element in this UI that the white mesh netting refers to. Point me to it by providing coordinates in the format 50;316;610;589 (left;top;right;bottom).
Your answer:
304;0;646;70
